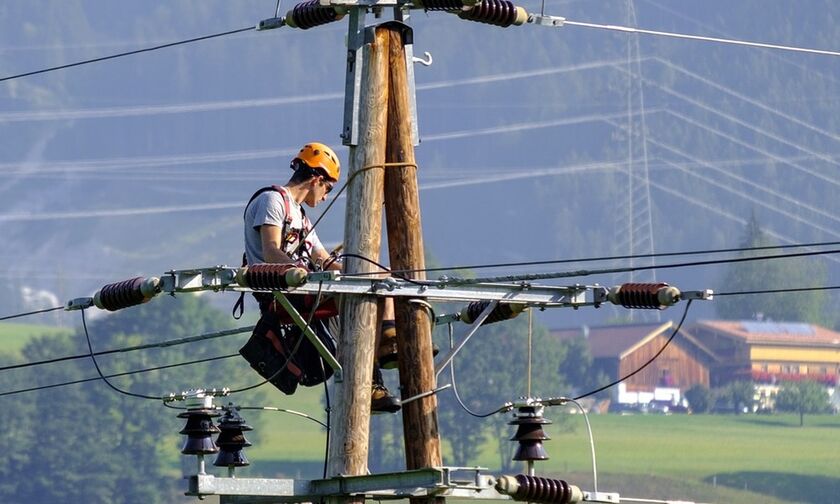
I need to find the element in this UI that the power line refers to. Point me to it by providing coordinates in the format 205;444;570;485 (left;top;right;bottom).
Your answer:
716;285;840;297
0;325;253;372
0;305;64;321
0;27;255;84
562;19;840;58
574;300;693;401
442;247;840;285
342;240;840;278
0;353;237;398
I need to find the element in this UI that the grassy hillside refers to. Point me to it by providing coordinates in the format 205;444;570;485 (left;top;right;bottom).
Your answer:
241;388;840;503
0;322;72;357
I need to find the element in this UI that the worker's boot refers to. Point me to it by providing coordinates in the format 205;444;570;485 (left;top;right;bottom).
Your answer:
370;365;401;414
376;320;400;370
377;320;440;370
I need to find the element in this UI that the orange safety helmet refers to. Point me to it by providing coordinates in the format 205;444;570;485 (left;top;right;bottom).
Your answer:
293;142;341;182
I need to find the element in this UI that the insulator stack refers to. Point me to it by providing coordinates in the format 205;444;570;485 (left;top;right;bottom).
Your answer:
460;301;526;325
458;0;528;27
509;404;551;461
284;0;345;30
237;263;308;290
608;282;681;310
179;408;221;456
495;474;584;504
93;276;160;311
214;406;253;471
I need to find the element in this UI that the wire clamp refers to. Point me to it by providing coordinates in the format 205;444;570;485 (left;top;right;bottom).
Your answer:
65;297;94;311
257;16;285;31
528;14;565;27
682;289;714;301
308;271;338;283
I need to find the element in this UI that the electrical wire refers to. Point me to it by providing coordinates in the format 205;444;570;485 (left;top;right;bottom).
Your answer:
0;354;237;398
0;26;255;83
338;253;429;287
716;285;840;296
440;248;840;286
0;324;253;372
566;398;598;494
562;19;840;58
446;323;508;418
81;308;163;400
340;240;840;278
0;305;64;321
238;405;328;429
573;299;692;401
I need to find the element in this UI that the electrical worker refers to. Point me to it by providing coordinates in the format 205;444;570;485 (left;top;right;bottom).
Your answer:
239;142;401;414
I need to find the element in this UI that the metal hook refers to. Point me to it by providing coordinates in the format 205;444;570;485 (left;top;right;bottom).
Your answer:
412;51;433;66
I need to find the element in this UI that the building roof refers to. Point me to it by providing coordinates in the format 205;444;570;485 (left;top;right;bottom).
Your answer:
551;322;675;359
694;320;840;347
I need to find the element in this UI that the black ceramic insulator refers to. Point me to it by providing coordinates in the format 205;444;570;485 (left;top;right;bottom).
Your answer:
418;0;467;10
98;277;146;311
461;301;523;325
178;408;220;455
245;263;297;290
214;408;253;468
288;0;342;29
616;282;669;309
512;474;576;504
509;406;551;461
459;0;520;27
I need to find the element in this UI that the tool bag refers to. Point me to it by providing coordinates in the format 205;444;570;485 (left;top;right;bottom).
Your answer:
239;293;337;395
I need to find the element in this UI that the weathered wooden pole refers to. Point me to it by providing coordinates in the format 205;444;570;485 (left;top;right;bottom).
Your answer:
382;23;444;504
327;23;390;498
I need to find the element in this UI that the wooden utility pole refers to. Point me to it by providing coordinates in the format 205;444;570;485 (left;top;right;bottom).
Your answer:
328;24;390;497
382;23;444;503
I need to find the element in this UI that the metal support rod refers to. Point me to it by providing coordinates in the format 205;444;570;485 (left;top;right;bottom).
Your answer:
273;292;343;381
434;300;498;379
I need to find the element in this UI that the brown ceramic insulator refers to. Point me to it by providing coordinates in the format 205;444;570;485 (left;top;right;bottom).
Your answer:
461;301;524;325
616;282;669;309
459;0;520;27
245;263;298;290
513;475;575;504
287;0;343;29
97;277;147;311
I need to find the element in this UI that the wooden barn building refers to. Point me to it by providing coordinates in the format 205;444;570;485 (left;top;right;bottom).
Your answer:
551;322;716;404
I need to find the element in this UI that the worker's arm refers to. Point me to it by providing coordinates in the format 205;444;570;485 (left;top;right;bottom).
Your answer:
260;224;296;264
311;246;343;271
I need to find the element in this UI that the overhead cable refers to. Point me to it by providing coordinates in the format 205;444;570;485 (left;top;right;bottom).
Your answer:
0;325;253;372
0;354;237;398
438;247;840;285
562;19;840;58
81;308;163;400
0;26;255;83
343;240;840;278
0;305;64;321
573;300;693;401
716;285;840;297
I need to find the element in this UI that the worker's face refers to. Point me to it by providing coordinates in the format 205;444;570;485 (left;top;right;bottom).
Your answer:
305;175;334;207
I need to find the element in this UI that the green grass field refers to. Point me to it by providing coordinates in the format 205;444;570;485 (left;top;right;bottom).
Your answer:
247;389;840;503
0;321;72;357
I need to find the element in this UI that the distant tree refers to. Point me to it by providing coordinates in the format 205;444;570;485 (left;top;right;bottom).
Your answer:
0;295;260;504
684;384;712;413
716;215;830;326
718;381;755;414
774;381;830;426
436;309;569;469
